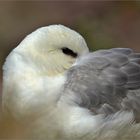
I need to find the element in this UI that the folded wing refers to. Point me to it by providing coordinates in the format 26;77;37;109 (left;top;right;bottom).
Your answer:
63;48;140;122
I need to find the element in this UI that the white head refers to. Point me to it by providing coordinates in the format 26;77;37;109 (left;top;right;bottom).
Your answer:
2;25;89;118
13;24;89;76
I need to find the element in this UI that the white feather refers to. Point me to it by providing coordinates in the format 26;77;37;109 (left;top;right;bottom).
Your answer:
2;25;140;140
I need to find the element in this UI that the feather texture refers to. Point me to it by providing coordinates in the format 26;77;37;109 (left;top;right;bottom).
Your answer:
2;25;140;140
63;48;140;121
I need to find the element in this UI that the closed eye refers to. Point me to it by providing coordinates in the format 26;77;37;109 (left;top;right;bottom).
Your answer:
61;47;78;58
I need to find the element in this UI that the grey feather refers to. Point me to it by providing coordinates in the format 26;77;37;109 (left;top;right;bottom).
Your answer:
120;63;140;75
110;48;133;55
62;48;140;122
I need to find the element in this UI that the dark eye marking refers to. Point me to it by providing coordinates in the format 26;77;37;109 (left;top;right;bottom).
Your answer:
61;47;78;58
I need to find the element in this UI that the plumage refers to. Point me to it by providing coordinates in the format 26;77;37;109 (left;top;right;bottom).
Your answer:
63;48;140;115
2;25;140;140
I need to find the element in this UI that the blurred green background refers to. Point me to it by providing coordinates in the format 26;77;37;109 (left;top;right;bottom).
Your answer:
0;1;140;89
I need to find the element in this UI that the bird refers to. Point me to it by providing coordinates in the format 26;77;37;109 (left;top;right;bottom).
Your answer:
2;24;140;140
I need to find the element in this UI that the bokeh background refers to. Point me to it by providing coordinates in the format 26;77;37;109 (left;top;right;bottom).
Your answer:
0;1;140;95
0;1;140;138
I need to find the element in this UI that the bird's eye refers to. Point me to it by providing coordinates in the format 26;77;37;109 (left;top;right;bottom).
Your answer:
61;47;78;58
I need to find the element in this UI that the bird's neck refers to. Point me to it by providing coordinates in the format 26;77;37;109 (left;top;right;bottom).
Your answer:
2;51;66;120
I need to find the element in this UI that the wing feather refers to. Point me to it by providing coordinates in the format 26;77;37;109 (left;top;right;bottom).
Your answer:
62;48;140;122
